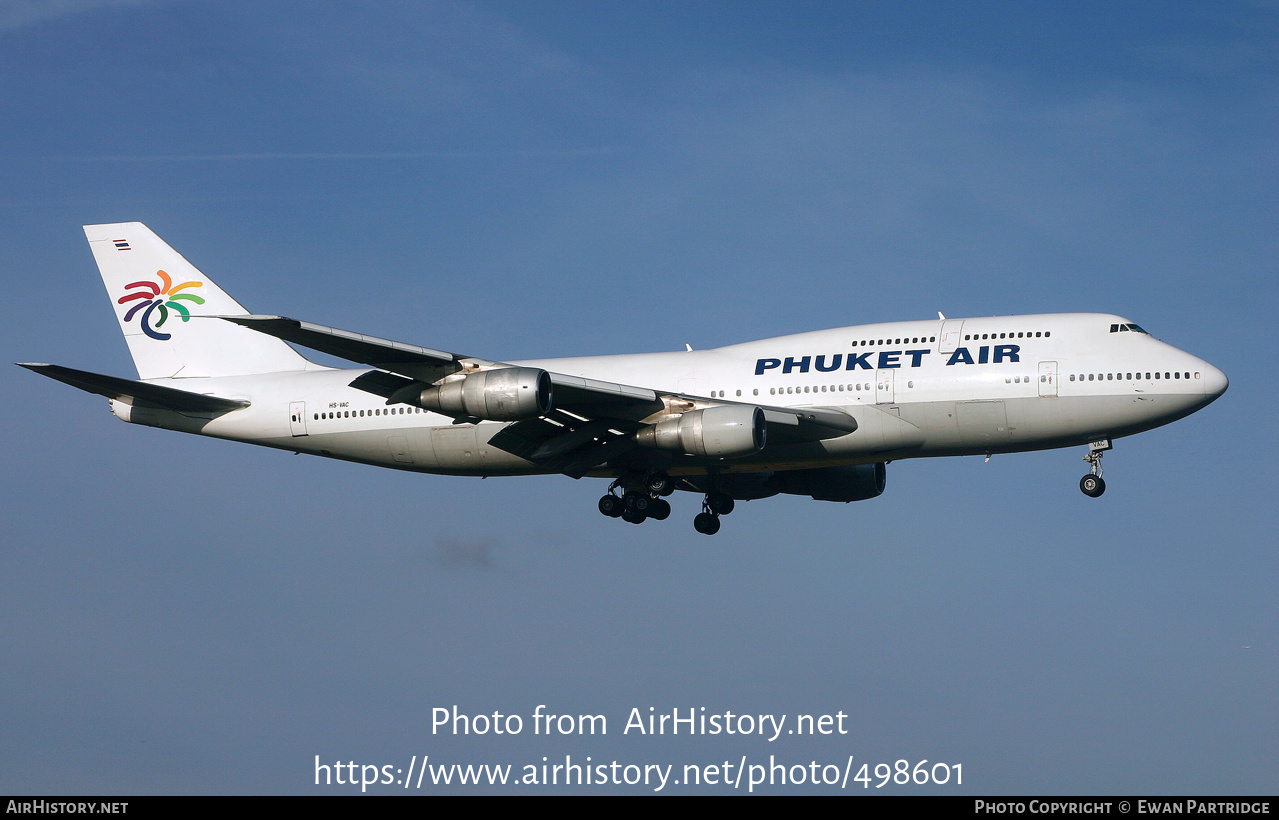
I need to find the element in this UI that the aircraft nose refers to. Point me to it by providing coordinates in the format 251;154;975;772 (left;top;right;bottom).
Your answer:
1201;362;1228;400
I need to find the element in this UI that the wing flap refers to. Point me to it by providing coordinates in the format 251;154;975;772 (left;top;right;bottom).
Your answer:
487;416;640;477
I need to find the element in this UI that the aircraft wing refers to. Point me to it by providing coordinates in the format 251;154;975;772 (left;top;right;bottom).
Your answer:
225;315;856;477
221;315;474;383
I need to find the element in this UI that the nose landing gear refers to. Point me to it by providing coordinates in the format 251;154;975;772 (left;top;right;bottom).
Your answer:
1079;439;1111;498
1080;473;1105;497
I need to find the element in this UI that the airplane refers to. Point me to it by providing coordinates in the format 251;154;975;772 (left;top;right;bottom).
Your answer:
20;223;1228;535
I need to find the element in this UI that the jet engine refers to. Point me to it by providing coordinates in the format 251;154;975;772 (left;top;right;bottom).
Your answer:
417;367;552;421
635;405;766;458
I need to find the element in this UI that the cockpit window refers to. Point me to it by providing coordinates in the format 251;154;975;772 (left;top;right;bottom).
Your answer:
1126;324;1147;334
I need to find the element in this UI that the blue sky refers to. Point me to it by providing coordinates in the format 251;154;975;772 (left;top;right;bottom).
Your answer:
1;0;1275;794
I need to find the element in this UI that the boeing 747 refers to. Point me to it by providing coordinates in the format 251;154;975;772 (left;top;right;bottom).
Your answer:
20;223;1228;534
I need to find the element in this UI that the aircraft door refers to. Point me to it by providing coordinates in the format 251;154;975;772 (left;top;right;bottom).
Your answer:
875;369;895;404
289;401;308;436
1038;361;1058;398
939;321;964;354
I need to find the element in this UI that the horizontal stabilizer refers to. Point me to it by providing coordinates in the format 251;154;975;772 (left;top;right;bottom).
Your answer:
17;363;249;414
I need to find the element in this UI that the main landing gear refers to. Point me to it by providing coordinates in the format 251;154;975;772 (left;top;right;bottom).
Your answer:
1079;439;1111;498
598;488;671;524
693;490;734;535
596;472;736;535
597;472;673;526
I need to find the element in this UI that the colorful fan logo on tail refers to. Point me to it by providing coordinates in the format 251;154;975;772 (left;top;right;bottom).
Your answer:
117;270;205;341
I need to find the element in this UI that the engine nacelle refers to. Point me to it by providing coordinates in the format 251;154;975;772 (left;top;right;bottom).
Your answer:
418;367;552;421
772;463;886;502
635;405;766;458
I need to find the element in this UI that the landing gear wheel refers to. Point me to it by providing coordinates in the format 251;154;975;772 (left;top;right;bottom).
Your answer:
1080;440;1110;498
621;509;646;524
706;491;735;515
646;472;674;497
693;512;721;535
706;491;736;511
647;498;671;521
623;492;651;515
598;494;623;518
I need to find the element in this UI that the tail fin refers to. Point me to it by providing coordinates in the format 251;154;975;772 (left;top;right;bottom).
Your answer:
85;223;312;379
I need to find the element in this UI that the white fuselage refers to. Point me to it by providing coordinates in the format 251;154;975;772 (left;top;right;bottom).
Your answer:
111;313;1227;478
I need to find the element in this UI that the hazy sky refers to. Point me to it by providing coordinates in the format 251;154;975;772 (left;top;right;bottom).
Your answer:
2;0;1275;794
